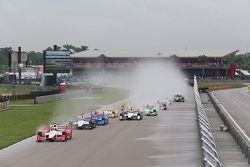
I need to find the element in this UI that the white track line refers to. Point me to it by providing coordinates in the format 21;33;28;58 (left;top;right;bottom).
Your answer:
211;91;250;143
1;98;129;151
0;136;34;152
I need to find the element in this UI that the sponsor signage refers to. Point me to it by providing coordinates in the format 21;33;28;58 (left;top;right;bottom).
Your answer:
44;51;70;73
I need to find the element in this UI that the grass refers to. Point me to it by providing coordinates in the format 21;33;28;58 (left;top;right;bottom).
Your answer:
0;87;128;149
0;86;31;95
198;82;246;91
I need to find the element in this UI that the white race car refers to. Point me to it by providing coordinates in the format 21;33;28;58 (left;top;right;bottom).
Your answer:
70;114;96;129
119;109;143;121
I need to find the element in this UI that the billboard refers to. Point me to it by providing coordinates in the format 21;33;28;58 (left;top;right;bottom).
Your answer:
44;51;70;73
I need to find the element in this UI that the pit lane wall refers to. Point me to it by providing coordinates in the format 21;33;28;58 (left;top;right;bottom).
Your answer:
193;76;222;167
208;91;250;164
0;100;10;111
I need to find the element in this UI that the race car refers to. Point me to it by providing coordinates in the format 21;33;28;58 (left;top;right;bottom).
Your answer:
157;99;168;110
36;123;72;142
95;111;109;125
160;102;167;110
104;109;119;118
144;105;158;116
69;114;96;129
120;102;133;112
119;108;143;120
174;94;185;102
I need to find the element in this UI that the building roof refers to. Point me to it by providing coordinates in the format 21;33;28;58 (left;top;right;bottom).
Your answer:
70;49;238;58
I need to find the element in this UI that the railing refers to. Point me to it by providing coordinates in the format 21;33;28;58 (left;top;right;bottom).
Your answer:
193;76;222;167
208;91;250;164
34;89;86;104
0;100;10;111
180;63;222;68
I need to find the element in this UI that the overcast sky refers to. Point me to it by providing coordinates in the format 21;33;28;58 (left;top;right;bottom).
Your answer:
0;0;250;55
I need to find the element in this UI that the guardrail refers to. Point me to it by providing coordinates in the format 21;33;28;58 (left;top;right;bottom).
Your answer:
34;90;86;104
193;76;222;167
0;100;10;111
208;91;250;164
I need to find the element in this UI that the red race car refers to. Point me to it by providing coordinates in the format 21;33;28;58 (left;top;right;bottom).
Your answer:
36;123;72;142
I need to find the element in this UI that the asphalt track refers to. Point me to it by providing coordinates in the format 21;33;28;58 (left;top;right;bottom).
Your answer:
0;87;202;167
213;87;250;137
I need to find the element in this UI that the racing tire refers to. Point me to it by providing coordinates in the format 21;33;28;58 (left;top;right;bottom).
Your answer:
62;132;67;142
64;136;68;142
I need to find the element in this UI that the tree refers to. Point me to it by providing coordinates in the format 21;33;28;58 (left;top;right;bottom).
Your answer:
44;47;53;51
169;54;178;62
198;55;208;79
62;44;88;54
27;51;43;65
0;47;12;66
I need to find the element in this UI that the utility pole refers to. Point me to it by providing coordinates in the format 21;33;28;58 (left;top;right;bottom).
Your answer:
18;47;22;84
53;45;57;86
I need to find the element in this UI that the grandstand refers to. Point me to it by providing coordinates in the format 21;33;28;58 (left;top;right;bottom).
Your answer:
70;50;239;79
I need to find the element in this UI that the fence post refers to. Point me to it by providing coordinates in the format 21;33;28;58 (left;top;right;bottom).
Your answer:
34;97;37;104
245;145;248;158
248;148;250;164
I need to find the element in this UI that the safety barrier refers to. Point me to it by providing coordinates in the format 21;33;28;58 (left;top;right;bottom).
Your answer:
193;76;222;167
0;100;10;111
208;91;250;164
34;89;86;104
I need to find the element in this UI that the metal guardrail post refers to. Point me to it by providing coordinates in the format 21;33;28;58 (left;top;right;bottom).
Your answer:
193;76;222;167
244;145;247;156
248;148;250;164
0;100;10;111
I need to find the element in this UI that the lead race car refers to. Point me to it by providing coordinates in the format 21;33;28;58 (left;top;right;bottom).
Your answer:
69;114;96;129
144;105;158;116
36;123;72;142
119;108;143;121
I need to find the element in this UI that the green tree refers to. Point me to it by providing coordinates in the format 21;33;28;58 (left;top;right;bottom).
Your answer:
0;47;12;66
62;44;88;54
169;54;178;62
27;51;43;65
44;47;53;51
198;55;208;79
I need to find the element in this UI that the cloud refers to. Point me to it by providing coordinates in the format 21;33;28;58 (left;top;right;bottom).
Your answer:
0;0;249;53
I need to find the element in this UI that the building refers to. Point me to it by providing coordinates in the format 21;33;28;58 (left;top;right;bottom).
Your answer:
70;50;238;79
10;51;27;72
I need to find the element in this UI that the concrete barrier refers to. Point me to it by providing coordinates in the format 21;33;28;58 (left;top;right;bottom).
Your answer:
208;91;250;164
0;100;10;111
34;90;86;104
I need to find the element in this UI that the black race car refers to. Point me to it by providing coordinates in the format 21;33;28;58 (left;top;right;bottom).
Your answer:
174;94;185;102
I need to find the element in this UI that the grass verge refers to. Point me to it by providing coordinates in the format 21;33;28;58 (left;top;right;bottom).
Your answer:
0;86;31;95
198;82;246;91
0;87;128;149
